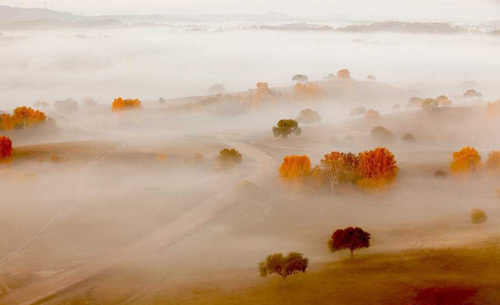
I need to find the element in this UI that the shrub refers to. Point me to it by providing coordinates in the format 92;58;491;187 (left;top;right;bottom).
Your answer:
371;126;396;143
471;208;487;225
402;133;417;143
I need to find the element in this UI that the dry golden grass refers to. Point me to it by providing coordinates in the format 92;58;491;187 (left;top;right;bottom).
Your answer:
46;241;500;305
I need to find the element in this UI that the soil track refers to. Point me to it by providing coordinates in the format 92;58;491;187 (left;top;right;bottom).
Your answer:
0;140;276;305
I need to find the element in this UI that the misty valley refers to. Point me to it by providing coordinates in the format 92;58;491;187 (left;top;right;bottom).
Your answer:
1;4;500;305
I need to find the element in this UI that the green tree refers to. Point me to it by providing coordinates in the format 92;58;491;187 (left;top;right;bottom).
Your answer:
272;119;301;138
259;252;309;286
292;74;309;83
217;148;242;168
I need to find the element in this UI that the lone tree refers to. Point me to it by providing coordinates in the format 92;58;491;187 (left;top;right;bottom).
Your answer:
209;84;226;95
450;146;482;177
158;97;166;106
328;227;371;259
217;148;242;168
350;106;366;117
364;109;381;119
463;89;482;98
259;252;309;287
296;108;321;125
272;119;301;138
337;69;351;80
0;136;13;159
292;74;309;83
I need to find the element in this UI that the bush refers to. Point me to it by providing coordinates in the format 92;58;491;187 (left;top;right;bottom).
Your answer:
217;148;242;168
371;126;396;143
471;208;487;225
111;97;142;112
402;133;417;143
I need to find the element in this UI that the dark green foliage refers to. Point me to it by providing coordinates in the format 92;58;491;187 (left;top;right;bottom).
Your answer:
259;252;309;286
272;119;301;138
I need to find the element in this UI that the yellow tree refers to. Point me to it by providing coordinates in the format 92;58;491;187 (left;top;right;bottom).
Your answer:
486;151;500;175
450;146;482;178
321;152;360;192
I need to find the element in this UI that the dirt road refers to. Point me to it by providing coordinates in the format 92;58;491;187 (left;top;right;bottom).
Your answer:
0;140;276;305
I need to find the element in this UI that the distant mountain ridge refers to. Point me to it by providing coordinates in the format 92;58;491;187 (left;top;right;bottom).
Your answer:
0;5;83;23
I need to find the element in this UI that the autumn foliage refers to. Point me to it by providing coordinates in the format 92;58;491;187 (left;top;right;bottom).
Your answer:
449;146;482;177
279;155;312;189
471;208;487;225
321;152;360;191
0;136;13;159
293;83;322;100
337;69;351;80
328;227;371;258
0;106;47;131
111;97;142;112
280;147;399;193
357;147;399;191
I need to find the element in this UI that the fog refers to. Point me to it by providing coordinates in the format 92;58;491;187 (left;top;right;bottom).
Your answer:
2;27;500;110
1;10;500;305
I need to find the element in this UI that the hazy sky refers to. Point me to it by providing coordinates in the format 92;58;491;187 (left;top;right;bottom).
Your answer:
0;0;499;21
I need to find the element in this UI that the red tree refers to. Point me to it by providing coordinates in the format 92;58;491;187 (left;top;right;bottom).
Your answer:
0;136;13;159
328;226;371;258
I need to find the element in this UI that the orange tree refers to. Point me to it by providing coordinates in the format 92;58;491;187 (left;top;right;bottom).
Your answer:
293;83;322;100
449;146;482;178
279;155;312;189
0;136;12;159
357;147;399;191
111;97;142;112
0;107;47;131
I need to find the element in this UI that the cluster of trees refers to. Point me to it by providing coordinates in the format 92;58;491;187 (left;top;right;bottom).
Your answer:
463;89;482;99
0;106;48;131
0;136;13;159
293;83;322;100
279;147;399;192
449;147;500;178
216;148;242;169
273;119;302;138
260;226;371;286
111;97;142;112
407;95;453;109
296;108;321;125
